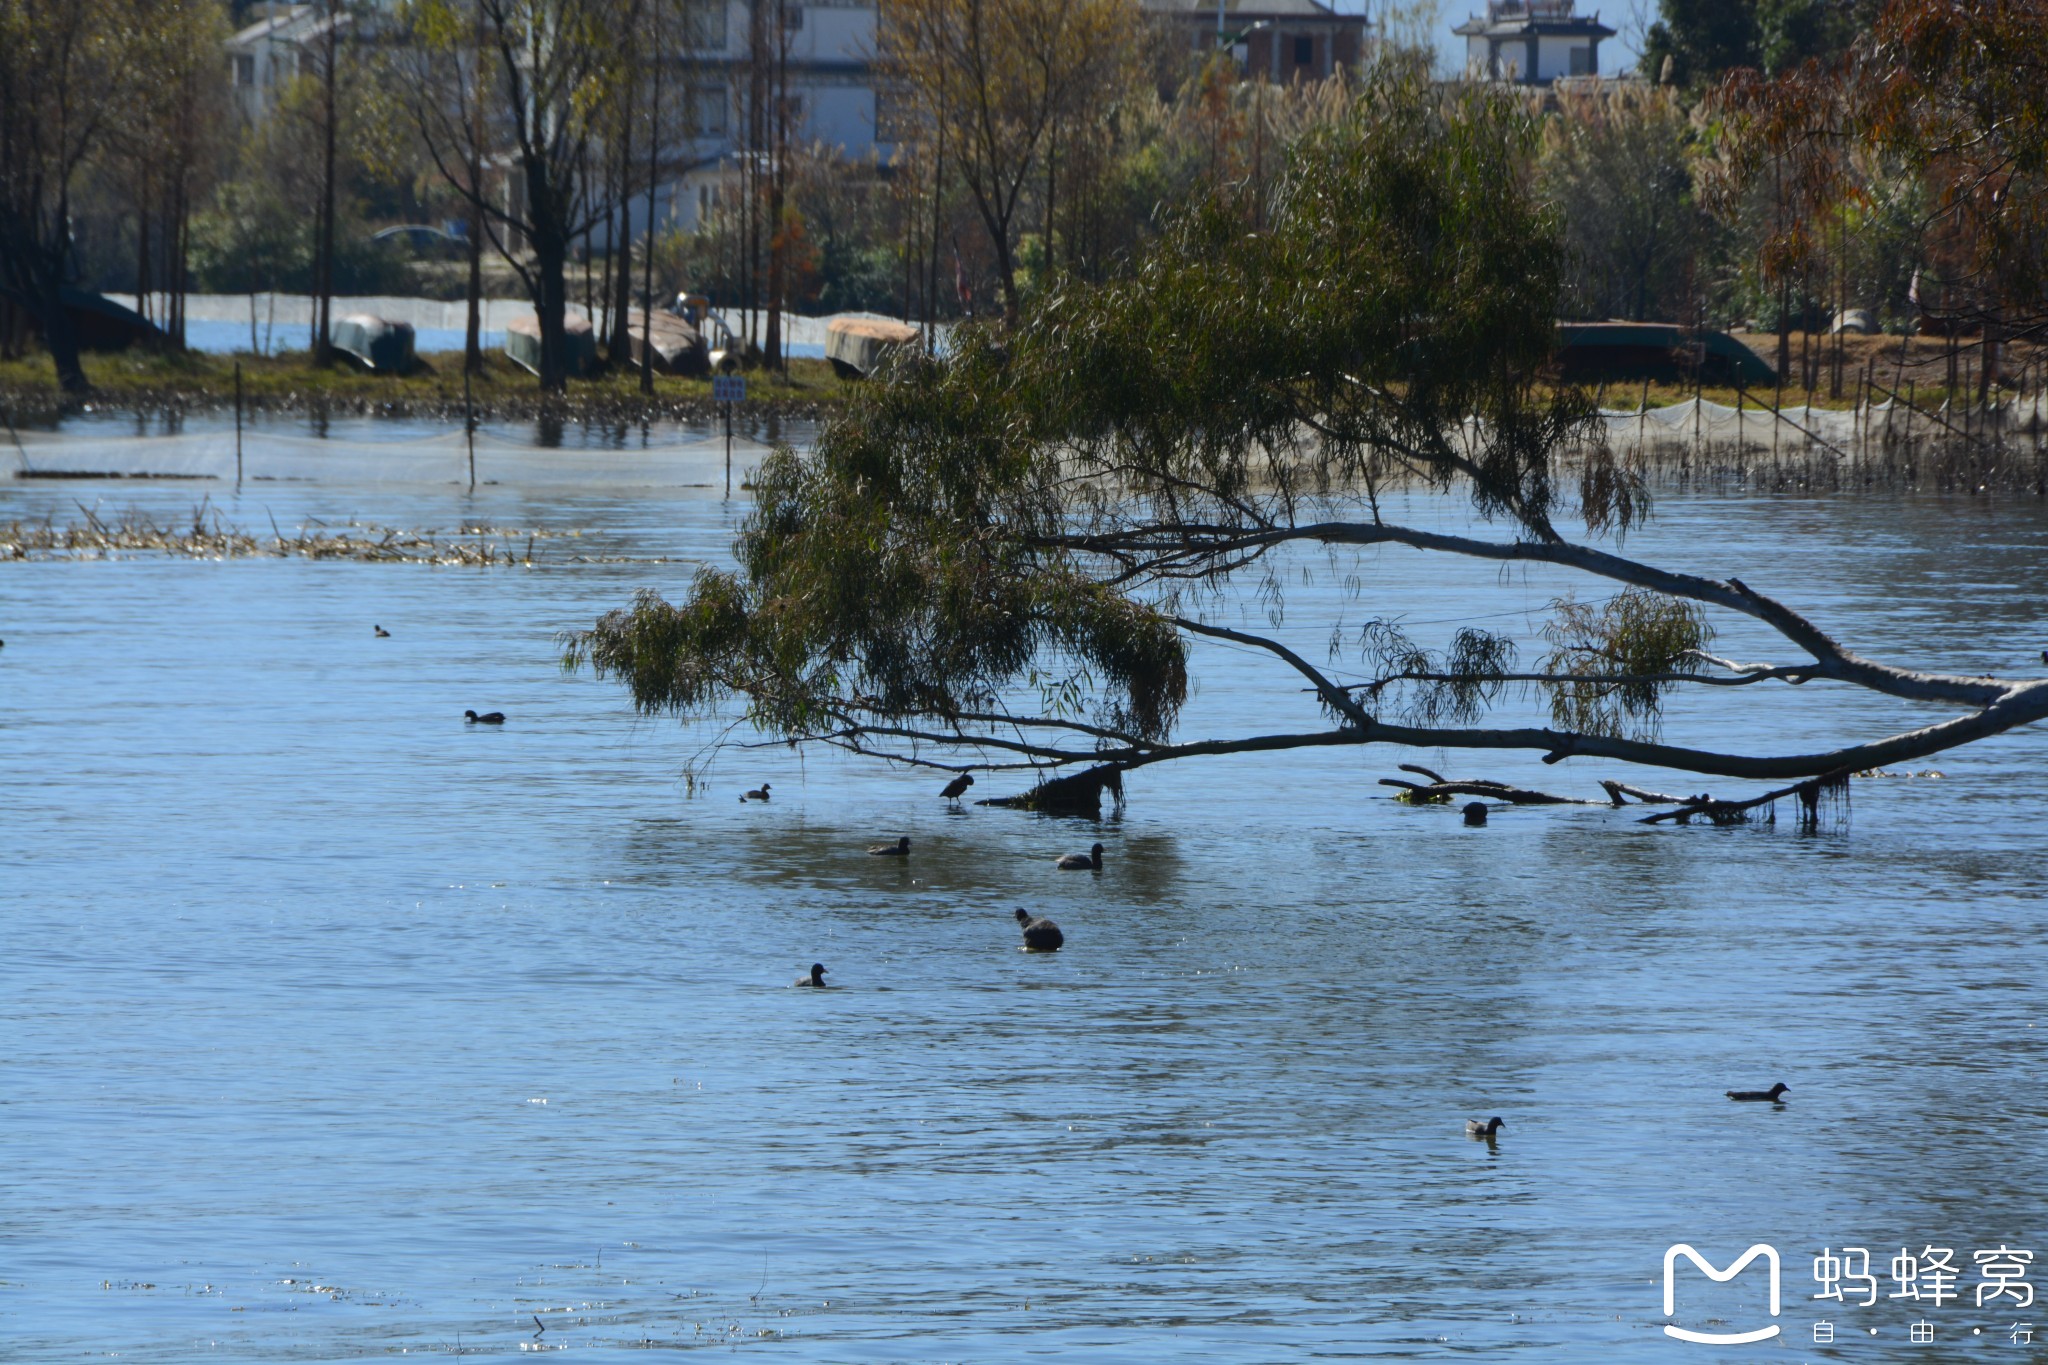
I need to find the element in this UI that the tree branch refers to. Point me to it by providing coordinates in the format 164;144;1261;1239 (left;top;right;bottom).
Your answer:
1044;519;2011;707
1173;616;1374;727
781;677;2048;783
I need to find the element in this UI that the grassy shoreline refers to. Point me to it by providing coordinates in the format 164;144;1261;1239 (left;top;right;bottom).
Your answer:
0;332;2033;427
0;347;855;424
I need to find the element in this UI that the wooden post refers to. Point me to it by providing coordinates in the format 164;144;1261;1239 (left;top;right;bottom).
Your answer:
1637;377;1650;458
1772;361;1783;463
465;361;477;492
1693;338;1703;454
234;360;243;488
1908;379;1917;469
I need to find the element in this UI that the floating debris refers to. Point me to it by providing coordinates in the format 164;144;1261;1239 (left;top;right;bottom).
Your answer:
0;501;679;565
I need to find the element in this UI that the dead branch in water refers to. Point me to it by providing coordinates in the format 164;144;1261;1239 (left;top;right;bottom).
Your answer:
1379;762;1607;806
1383;764;1850;831
1638;768;1852;829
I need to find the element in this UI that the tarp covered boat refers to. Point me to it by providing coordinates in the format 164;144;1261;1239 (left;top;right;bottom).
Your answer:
825;314;920;378
625;308;707;376
503;312;599;377
331;313;418;372
1556;322;1776;387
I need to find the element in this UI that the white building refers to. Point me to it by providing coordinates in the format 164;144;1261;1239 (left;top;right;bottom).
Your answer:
650;0;889;235
225;4;342;124
1453;0;1614;84
227;2;887;240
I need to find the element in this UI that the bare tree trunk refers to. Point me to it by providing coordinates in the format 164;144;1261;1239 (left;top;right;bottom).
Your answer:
41;292;89;394
464;0;485;375
926;120;943;341
1043;118;1057;281
172;176;190;350
764;0;788;369
465;188;484;373
744;0;767;354
136;199;152;330
642;11;662;396
314;0;339;366
609;70;635;364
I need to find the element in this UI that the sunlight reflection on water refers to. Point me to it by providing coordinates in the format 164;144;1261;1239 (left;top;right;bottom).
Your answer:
3;437;2046;1361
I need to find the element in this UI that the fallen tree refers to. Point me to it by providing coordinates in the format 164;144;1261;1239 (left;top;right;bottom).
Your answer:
568;68;2048;810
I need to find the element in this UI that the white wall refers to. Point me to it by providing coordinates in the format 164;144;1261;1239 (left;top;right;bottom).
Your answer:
1536;34;1594;79
1463;32;1596;81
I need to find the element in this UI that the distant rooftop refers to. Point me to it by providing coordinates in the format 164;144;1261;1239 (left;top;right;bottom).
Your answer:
1141;0;1352;17
1453;0;1614;38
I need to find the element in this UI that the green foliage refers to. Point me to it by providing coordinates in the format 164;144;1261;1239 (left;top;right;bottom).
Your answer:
1356;621;1518;727
1640;0;1875;86
575;67;1604;754
1538;85;1716;322
189;179;415;295
1538;589;1711;739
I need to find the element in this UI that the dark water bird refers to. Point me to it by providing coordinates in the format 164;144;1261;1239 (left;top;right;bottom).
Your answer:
374;624;390;637
1466;1116;1505;1138
1463;801;1488;826
1727;1082;1790;1102
464;709;506;725
1015;907;1064;951
869;836;911;856
793;962;829;988
1056;842;1105;871
741;783;772;802
941;773;974;804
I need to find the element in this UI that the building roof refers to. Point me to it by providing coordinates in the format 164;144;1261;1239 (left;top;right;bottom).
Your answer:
1141;0;1356;20
1453;0;1615;39
229;6;309;48
228;4;358;52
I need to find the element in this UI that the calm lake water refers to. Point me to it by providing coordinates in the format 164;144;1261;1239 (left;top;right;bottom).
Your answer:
4;416;2047;1361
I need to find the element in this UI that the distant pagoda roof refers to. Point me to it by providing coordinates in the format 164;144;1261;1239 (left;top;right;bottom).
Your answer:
1453;0;1615;39
1142;0;1354;19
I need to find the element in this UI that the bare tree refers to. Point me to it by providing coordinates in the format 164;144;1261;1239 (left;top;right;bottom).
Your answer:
398;0;633;389
0;0;178;391
878;0;1142;320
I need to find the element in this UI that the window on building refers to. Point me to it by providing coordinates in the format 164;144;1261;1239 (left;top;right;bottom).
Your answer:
1568;45;1593;75
682;0;728;49
1293;35;1313;66
692;86;729;137
233;53;255;87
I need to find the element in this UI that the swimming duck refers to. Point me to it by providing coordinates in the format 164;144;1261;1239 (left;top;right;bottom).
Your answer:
793;962;828;988
1056;842;1104;871
464;710;506;724
374;625;390;637
1463;801;1488;826
1726;1082;1789;1102
1466;1116;1505;1138
869;836;911;856
741;783;772;802
1015;908;1064;951
941;773;974;804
